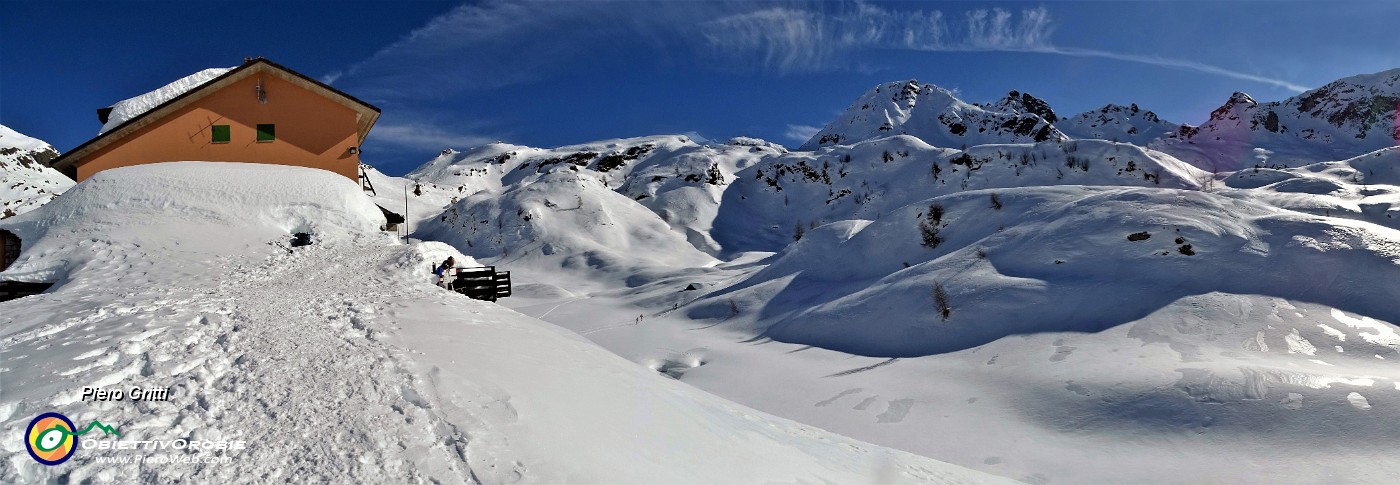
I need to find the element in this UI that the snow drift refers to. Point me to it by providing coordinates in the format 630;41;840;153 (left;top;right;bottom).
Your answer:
0;162;385;284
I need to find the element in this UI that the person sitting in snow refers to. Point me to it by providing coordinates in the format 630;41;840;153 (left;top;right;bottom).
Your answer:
434;257;456;290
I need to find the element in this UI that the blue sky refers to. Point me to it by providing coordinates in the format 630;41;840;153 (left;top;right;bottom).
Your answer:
3;1;1397;175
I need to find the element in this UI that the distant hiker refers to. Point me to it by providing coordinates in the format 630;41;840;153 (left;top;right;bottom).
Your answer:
434;257;456;289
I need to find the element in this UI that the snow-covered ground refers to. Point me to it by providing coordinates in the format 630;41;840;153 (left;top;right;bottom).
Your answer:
0;163;1005;484
491;164;1400;482
377;101;1399;482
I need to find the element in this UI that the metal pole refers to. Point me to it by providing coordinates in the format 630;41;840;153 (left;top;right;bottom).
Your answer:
403;184;409;244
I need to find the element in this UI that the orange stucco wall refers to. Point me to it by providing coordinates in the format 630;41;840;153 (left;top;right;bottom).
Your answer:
75;74;363;181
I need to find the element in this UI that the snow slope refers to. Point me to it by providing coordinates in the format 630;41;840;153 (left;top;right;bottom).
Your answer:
510;276;1400;484
494;144;1400;481
702;184;1400;356
800;80;1067;151
714;135;1206;253
413;70;1400;482
0;125;71;219
1058;103;1181;146
1223;146;1400;230
99;67;232;134
1154;68;1400;170
0;162;1004;484
415;169;717;285
410;135;777;262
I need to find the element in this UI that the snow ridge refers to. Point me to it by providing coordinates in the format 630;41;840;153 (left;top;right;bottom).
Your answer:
1059;103;1181;146
1155;68;1400;170
799;80;1067;151
0;124;72;219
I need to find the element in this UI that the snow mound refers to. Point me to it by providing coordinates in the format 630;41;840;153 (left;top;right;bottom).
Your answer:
0;162;385;284
1219;146;1400;231
0;124;71;218
415;169;716;280
99;67;233;134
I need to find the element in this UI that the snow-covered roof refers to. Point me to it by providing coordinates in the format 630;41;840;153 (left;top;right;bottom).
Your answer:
99;67;233;134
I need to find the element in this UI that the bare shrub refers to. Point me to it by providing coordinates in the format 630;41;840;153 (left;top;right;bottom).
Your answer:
933;282;951;320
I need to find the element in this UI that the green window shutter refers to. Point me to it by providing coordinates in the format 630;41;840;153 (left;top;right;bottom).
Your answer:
256;124;275;142
211;125;230;143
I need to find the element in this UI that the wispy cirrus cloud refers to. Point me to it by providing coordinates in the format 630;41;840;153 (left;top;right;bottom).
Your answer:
784;124;821;143
697;3;1307;92
334;1;1306;99
369;123;496;151
332;0;697;101
1024;46;1309;92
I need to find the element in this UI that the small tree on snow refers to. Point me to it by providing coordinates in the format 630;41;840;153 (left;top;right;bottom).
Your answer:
919;203;945;248
793;222;805;241
1194;169;1219;192
933;282;951;320
989;193;1003;210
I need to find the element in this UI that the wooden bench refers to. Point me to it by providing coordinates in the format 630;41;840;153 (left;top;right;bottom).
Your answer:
451;266;512;301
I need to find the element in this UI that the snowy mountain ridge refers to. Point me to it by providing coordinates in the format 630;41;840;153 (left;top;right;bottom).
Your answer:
807;68;1399;173
799;80;1068;151
0;124;72;219
1058;103;1181;146
1154;67;1400;170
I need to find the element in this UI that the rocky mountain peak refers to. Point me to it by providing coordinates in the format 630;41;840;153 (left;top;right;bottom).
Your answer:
800;80;1065;150
988;90;1058;123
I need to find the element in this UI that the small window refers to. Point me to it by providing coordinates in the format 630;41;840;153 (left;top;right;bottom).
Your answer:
211;125;230;144
256;124;275;142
